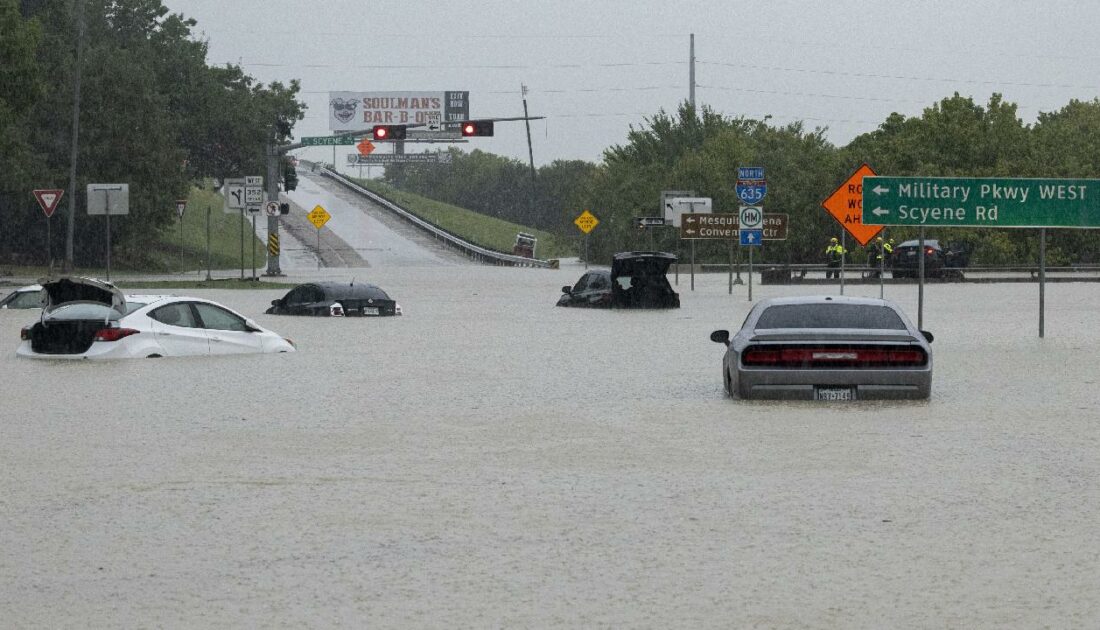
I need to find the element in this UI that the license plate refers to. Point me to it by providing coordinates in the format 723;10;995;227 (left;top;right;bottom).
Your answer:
362;307;379;315
815;387;855;401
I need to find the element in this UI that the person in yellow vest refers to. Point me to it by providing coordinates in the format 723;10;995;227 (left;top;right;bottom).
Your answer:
867;236;893;278
825;237;845;279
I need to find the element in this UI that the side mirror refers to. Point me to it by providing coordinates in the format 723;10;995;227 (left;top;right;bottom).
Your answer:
710;330;730;346
271;299;282;307
244;319;262;333
561;286;572;295
921;330;934;343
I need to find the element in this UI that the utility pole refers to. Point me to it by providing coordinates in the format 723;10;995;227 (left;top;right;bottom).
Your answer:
64;0;87;272
689;33;696;111
522;84;537;221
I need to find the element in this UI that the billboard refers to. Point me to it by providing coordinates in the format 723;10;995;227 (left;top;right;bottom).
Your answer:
328;91;469;131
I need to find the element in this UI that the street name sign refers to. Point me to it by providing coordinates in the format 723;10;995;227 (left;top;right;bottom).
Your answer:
33;189;64;218
762;213;788;240
301;136;356;146
307;205;331;229
822;163;882;246
739;205;763;230
740;229;763;246
681;212;737;239
347;153;453;165
574;209;599;234
863;176;1100;228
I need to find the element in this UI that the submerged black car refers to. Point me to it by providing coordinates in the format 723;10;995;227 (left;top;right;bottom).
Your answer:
267;282;402;317
891;240;971;279
557;251;680;309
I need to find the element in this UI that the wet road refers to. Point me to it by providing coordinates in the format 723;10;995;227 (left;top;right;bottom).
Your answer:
2;268;1098;627
281;171;468;268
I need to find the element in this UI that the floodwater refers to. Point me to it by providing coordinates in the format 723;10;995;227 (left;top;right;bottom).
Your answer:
2;267;1099;628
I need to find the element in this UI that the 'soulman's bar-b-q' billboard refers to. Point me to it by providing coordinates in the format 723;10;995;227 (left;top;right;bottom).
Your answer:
328;91;470;131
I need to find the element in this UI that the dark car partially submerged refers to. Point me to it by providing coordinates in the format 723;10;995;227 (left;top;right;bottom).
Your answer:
557;252;680;309
267;282;402;317
891;239;971;279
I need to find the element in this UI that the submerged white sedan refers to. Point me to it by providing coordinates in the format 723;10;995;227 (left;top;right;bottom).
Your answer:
17;277;295;359
711;295;933;400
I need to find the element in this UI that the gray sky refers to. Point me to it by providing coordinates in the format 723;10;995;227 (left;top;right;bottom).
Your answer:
165;0;1099;166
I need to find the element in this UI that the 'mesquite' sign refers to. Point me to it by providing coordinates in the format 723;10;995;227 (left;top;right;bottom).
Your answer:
328;91;469;131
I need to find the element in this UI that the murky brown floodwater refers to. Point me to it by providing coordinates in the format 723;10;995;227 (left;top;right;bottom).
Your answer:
2;266;1098;627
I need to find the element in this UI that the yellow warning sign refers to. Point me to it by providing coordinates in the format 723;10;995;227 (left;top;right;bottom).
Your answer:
574;209;599;234
307;205;331;229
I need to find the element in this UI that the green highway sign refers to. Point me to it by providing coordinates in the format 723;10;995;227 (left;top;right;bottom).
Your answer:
863;176;1100;228
300;136;355;146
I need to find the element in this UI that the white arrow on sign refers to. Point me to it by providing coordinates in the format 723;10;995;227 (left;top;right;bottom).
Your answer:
872;207;890;216
872;185;890;195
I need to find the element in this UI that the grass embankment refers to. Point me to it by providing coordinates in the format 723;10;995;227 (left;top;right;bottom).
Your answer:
351;178;572;259
152;187;266;272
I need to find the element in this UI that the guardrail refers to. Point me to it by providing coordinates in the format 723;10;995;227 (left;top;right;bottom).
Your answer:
314;165;554;268
691;262;1100;284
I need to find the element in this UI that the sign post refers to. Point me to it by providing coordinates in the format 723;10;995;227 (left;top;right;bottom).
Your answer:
661;190;694;285
822;164;883;295
307;205;332;270
174;199;187;272
33;189;64;273
86;184;129;281
574;209;599;269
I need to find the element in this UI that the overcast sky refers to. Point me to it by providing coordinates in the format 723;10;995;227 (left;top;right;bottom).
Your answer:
164;0;1099;167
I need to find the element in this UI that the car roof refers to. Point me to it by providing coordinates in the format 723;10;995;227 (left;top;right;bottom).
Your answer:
757;295;895;308
304;282;390;300
124;294;174;305
612;251;677;262
10;284;43;293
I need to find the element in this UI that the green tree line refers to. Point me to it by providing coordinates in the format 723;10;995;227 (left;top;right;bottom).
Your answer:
0;0;304;268
382;95;1100;266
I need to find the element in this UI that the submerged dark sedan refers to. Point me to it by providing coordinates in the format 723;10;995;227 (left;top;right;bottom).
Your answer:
710;296;933;400
267;282;402;317
557;251;680;309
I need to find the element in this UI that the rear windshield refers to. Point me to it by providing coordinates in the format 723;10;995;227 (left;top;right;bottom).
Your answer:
756;304;907;330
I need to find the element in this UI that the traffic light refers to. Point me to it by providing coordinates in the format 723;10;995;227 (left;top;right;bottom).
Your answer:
372;125;407;141
460;120;494;137
279;203;290;215
283;159;298;191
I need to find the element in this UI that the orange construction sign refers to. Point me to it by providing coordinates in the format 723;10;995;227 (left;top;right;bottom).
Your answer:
356;138;376;156
821;163;883;246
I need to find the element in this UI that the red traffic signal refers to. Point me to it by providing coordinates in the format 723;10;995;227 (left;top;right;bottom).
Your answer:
372;125;407;141
460;120;494;137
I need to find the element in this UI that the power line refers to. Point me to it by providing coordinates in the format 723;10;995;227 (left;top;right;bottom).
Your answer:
222;60;685;70
698;60;1100;91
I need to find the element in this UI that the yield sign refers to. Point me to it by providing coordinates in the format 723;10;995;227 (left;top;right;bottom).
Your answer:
821;163;883;246
356;138;376;156
33;189;64;218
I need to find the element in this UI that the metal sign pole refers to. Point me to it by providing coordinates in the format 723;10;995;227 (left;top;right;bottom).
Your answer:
316;226;321;270
239;209;245;280
104;190;111;281
735;244;743;284
839;231;845;295
179;214;184;273
584;234;589;270
675;242;679;285
728;239;733;295
46;215;51;275
690;239;695;291
251;213;257;280
880;234;885;299
1039;228;1046;338
205;206;212;280
748;245;753;301
918;227;926;330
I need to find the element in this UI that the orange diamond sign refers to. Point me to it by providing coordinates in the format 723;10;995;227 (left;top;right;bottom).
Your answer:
356;138;375;156
822;163;883;246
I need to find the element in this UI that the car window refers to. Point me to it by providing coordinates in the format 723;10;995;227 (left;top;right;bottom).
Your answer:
285;287;310;304
588;275;609;290
9;292;43;308
149;303;200;328
572;274;591;292
193;303;249;331
44;302;122;321
756;304;907;330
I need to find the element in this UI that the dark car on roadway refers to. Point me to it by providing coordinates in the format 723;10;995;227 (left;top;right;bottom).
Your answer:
267;282;402;317
891;239;971;278
557;251;680;309
710;295;933;401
